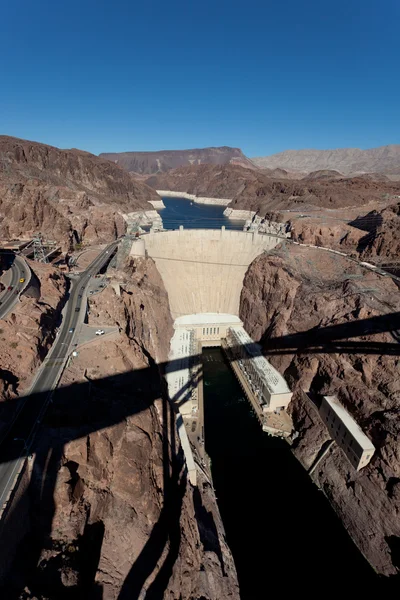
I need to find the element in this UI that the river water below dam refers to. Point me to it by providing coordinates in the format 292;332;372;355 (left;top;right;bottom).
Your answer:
202;348;379;597
159;196;246;230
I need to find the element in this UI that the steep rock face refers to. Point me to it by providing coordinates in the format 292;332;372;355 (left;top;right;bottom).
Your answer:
288;217;365;252
0;136;160;249
240;245;400;577
252;145;400;176
100;146;255;175
12;256;239;599
0;261;67;434
359;203;400;263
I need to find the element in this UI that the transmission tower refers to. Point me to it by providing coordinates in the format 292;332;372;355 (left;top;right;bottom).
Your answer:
33;233;48;263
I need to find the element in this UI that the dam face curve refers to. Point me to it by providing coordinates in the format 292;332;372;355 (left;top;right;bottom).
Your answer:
138;228;282;319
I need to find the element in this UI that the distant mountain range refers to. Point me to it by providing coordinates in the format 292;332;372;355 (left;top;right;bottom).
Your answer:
99;146;256;175
252;145;400;176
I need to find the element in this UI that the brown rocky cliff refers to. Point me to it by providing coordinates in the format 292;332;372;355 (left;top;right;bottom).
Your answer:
252;145;400;176
0;261;67;434
100;146;255;175
147;163;400;212
240;245;400;577
288;217;365;252
0;136;160;249
8;256;239;599
358;202;400;264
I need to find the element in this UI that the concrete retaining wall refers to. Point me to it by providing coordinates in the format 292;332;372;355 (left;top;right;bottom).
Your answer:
223;207;256;220
143;228;281;318
147;199;166;209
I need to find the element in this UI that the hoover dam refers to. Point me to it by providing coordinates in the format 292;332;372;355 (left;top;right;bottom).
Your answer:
131;227;285;318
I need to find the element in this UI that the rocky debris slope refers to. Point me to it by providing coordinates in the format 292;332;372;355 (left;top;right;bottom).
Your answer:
100;146;256;175
252;145;400;177
7;255;239;599
0;136;160;249
0;261;67;434
240;243;400;578
288;217;365;252
357;202;400;264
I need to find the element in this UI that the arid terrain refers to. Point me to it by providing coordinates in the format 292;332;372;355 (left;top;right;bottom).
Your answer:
99;146;256;175
147;163;400;210
0;261;67;434
252;145;400;178
147;163;400;261
1;255;239;599
0;136;159;250
1;137;400;595
240;242;400;577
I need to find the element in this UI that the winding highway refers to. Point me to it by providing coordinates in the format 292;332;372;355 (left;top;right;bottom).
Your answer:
0;255;30;320
0;241;119;516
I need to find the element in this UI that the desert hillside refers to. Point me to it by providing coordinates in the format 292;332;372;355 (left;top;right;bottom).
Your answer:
252;145;400;176
100;146;256;175
147;163;400;211
0;136;159;249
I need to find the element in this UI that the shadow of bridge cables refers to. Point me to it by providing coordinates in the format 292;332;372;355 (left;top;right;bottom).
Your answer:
0;309;399;595
118;371;189;600
262;311;400;357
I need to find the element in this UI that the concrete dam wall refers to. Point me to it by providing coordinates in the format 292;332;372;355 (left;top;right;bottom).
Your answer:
140;228;282;318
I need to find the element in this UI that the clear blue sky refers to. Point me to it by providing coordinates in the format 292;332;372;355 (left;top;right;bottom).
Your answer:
1;0;399;157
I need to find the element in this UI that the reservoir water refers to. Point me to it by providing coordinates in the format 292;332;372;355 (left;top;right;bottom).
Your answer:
202;348;380;597
159;196;246;230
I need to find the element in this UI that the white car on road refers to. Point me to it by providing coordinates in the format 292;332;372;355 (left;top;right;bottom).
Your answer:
95;329;105;336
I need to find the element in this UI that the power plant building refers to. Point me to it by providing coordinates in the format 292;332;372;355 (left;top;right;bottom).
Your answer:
319;395;375;470
225;327;293;413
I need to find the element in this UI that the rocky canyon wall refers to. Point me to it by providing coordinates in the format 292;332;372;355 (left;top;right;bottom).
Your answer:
240;244;400;578
0;261;68;436
3;255;239;599
0;136;160;250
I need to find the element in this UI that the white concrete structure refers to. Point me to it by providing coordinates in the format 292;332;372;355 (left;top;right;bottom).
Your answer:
142;228;282;318
176;413;197;486
225;327;293;412
166;327;198;416
129;238;146;258
223;207;256;220
157;190;232;206
244;215;290;237
122;209;162;227
147;199;166;209
166;314;242;414
174;313;242;346
319;395;375;470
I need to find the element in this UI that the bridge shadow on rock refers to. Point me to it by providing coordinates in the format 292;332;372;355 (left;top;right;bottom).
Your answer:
349;212;384;254
0;310;399;596
261;311;400;356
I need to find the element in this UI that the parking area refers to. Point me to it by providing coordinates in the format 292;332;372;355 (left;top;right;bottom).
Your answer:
71;324;120;351
87;275;109;297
